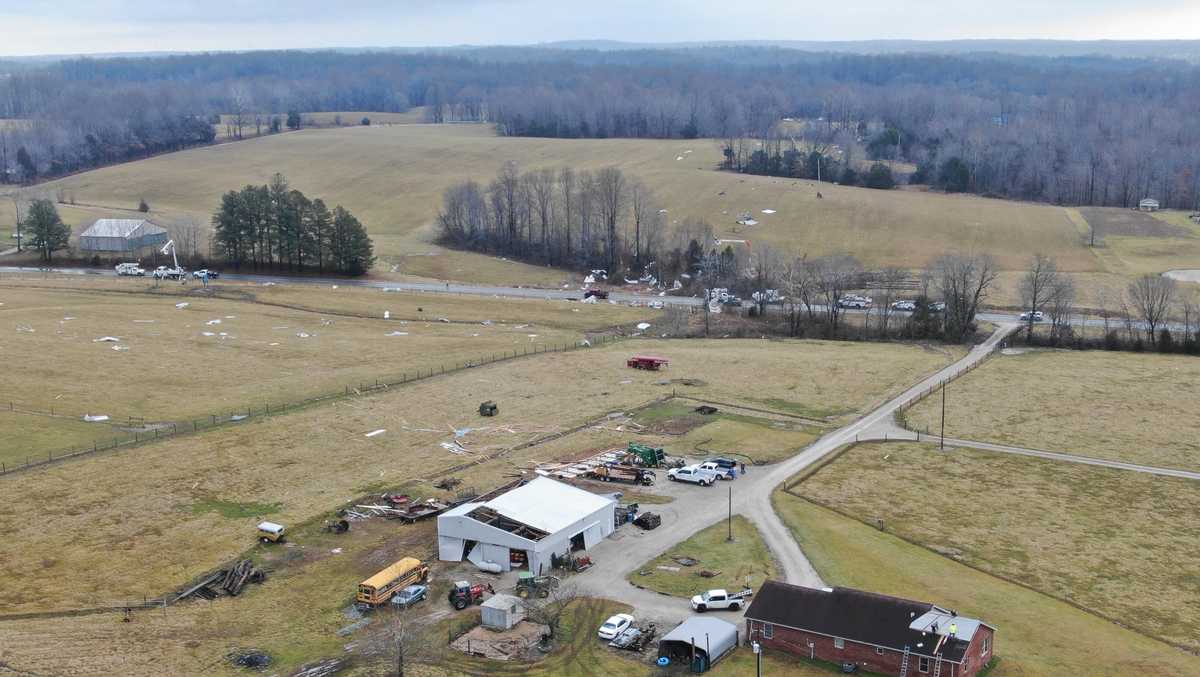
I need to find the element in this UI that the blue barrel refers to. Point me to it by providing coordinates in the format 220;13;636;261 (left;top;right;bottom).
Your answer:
657;657;670;667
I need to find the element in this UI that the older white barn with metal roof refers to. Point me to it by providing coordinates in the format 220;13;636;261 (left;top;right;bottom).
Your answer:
79;218;168;252
437;477;616;575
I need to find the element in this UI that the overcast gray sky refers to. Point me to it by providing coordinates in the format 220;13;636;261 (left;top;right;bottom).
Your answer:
1;0;1198;57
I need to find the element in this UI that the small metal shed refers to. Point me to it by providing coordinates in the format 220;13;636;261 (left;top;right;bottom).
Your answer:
79;218;168;252
481;593;525;630
658;616;739;673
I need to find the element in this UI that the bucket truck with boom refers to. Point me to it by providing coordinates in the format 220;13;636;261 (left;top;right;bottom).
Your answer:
152;239;186;280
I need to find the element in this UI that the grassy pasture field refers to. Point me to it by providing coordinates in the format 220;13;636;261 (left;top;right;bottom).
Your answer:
904;349;1200;471
0;280;634;463
774;482;1200;676
796;442;1200;652
633;399;824;463
5;123;1114;286
0;337;958;614
629;515;778;598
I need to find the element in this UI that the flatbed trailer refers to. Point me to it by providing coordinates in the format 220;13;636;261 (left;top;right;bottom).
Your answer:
627;355;669;370
588;463;656;486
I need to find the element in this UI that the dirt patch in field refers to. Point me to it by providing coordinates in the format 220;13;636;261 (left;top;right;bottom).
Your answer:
1079;207;1192;241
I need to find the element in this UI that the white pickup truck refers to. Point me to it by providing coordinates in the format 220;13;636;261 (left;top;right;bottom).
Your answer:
115;262;145;276
152;265;186;280
666;465;719;486
691;588;753;612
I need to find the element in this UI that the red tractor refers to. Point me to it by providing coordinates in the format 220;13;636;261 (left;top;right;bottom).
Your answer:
448;580;494;610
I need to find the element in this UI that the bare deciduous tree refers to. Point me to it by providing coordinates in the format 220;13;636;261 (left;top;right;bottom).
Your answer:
935;253;998;342
1020;254;1059;343
594;167;628;274
1127;274;1176;345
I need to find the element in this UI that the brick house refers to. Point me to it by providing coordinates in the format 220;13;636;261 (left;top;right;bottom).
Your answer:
744;581;995;677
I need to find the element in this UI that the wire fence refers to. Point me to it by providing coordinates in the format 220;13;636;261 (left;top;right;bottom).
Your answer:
892;328;1014;432
0;333;623;476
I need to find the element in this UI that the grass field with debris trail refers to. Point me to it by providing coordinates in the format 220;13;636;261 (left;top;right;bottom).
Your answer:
0;337;959;614
796;441;1200;652
773;481;1200;676
904;349;1200;471
3;122;1143;286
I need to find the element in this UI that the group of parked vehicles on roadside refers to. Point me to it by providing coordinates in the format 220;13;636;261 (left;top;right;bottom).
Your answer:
667;457;741;487
115;262;220;280
837;294;946;313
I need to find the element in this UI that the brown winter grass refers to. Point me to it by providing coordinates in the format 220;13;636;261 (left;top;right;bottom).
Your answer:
0;282;594;456
774;479;1200;676
629;515;778;598
6;123;1102;286
904;349;1200;471
0;337;957;614
796;441;1200;652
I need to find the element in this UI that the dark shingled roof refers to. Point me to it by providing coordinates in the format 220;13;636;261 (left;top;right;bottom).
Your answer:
744;580;972;663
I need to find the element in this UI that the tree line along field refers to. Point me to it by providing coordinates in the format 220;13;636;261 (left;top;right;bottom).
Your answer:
12;122;1190;293
0;337;959;615
795;442;1200;654
904;349;1200;471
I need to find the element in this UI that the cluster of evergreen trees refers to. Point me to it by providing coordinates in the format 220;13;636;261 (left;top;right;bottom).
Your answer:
211;174;374;275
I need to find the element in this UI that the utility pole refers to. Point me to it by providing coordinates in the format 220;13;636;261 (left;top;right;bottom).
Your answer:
727;484;733;542
940;381;946;450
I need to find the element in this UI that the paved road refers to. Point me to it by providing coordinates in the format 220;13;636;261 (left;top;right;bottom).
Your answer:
862;424;1200;481
0;263;1165;331
570;323;1019;623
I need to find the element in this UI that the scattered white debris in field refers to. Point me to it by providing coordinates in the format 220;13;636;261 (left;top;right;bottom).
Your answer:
320;318;334;326
762;209;776;214
83;414;110;422
206;319;221;325
225;315;236;319
296;332;312;338
331;285;339;289
62;316;75;321
175;302;189;309
481;320;493;326
93;336;121;342
658;208;668;214
386;331;409;336
269;342;280;346
527;334;539;340
514;324;529;329
382;287;402;293
218;332;229;337
636;322;652;330
620;379;633;384
437;317;450;323
584;274;596;285
331;547;343;554
657;565;681;572
16;324;35;333
365;429;387;438
273;326;290;330
201;331;216;337
384;311;390;319
581;296;597;304
676;155;684;161
231;414;248;421
262;281;276;286
133;319;155;324
112;345;129;351
440;441;469;455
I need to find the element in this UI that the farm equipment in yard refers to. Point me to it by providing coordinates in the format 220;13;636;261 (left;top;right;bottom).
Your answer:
515;573;560;599
626;355;669;370
584;288;609;300
567;555;594;572
256;521;286;544
626;442;667;467
615;503;640;527
478;400;498;417
588;463;656;486
634;512;661;530
449;580;495;610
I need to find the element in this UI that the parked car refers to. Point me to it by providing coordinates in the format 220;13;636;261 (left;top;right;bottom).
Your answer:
1019;310;1045;322
390;584;428;609
598;613;636;640
890;300;917;311
115;262;146;276
698;461;736;480
838;295;872;309
667;465;719;486
690;588;753;612
720;296;743;307
191;268;220;279
928;302;946;313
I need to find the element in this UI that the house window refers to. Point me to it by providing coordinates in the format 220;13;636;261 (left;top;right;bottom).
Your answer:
761;623;774;639
834;637;845;649
982;635;991;655
919;656;930;673
875;647;885;655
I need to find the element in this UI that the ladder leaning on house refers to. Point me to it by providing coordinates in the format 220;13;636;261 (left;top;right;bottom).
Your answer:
933;656;943;677
899;646;911;677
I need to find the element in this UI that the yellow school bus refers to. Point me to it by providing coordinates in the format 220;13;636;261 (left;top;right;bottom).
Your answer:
356;557;430;607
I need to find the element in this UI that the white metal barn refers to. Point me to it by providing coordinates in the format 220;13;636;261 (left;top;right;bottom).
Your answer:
79;218;168;252
437;477;616;575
